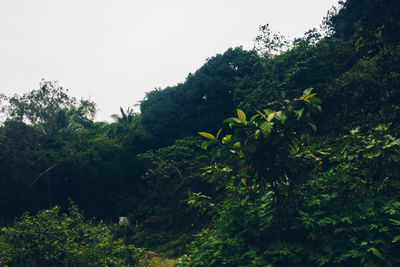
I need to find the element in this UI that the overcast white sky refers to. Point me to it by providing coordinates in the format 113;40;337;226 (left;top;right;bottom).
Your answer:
0;0;338;121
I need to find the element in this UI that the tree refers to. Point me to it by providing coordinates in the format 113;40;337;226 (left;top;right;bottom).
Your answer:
2;80;96;135
111;107;137;124
140;47;261;146
182;92;400;266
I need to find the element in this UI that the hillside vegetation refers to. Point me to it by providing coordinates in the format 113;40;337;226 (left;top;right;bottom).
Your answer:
1;0;400;265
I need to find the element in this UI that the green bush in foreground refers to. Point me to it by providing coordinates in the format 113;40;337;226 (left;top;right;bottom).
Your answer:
0;202;144;266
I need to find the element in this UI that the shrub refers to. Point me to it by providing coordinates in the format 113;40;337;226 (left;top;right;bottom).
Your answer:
0;202;144;266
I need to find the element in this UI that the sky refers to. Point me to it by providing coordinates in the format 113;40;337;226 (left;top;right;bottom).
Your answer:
0;0;339;121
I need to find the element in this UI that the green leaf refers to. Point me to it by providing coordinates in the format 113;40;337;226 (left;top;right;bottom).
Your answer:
260;122;274;137
308;122;317;132
237;109;246;123
263;109;274;115
222;135;232;144
389;219;400;226
223;117;242;124
304;93;316;100
350;127;360;135
201;141;209;150
383;139;400;149
256;110;268;121
367;247;383;259
392;235;400;243
303;88;313;96
294;108;304;119
289;139;300;154
250;114;259;122
198;132;216;140
267;112;275;122
275;111;287;122
216;128;222;138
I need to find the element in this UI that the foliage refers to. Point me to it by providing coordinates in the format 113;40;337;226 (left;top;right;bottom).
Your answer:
137;137;212;229
140;47;261;146
254;24;291;56
1;1;400;264
1;80;96;135
111;107;138;124
0;102;152;223
201;88;320;188
0;202;144;266
180;94;400;266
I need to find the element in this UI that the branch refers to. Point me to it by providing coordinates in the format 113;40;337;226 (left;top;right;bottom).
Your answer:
30;164;57;187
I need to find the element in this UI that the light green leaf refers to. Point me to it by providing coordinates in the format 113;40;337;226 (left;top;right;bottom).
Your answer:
263;109;274;115
304;93;316;100
260;122;274;137
267;112;275;122
392;235;400;243
256;110;267;120
350;127;360;135
198;132;216;140
275;111;287;122
222;135;232;144
237;109;246;123
223;117;242;124
303;88;313;96
215;128;222;138
250;114;259;122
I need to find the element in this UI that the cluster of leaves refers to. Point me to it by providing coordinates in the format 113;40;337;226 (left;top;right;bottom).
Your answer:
0;202;144;266
137;137;212;229
180;92;400;266
199;88;320;188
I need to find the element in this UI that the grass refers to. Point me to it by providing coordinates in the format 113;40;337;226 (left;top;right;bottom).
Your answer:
147;257;179;267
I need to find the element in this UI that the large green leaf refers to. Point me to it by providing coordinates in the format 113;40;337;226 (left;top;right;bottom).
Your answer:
237;109;247;123
198;132;216;140
223;117;242;124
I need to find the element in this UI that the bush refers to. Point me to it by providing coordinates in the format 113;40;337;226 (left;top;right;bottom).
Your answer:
0;202;144;266
180;93;400;266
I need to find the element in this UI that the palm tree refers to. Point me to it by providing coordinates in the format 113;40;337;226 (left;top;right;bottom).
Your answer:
111;107;137;124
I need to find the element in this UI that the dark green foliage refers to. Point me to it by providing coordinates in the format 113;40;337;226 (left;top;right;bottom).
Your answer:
137;137;212;229
140;47;261;146
181;97;400;266
235;0;400;137
0;202;144;266
0;99;152;223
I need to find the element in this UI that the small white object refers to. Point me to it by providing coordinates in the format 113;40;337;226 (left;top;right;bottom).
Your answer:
119;217;129;226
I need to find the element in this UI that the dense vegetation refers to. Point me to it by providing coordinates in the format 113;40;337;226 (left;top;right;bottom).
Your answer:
0;0;399;265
